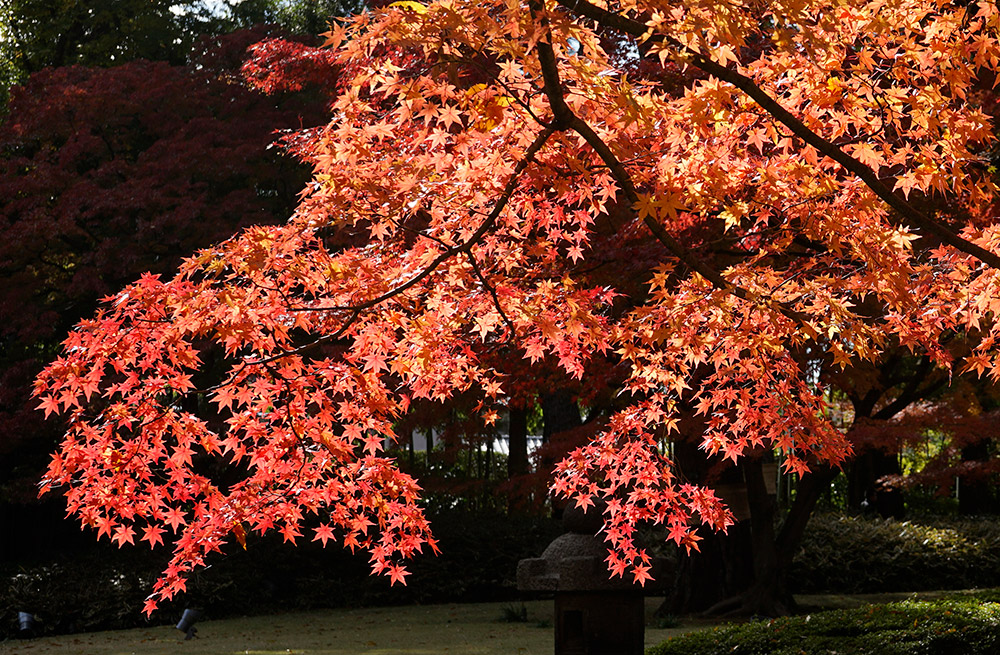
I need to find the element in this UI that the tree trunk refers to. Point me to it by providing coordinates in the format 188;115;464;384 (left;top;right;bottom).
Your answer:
542;389;582;441
540;389;581;477
758;464;838;614
665;463;839;618
847;450;904;518
959;441;995;515
739;458;791;616
666;521;754;614
507;405;529;478
663;449;752;615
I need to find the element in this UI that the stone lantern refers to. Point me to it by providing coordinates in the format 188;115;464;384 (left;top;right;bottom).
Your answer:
517;502;671;655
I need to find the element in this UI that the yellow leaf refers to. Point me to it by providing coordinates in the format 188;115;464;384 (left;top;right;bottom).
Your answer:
719;201;748;232
389;1;427;13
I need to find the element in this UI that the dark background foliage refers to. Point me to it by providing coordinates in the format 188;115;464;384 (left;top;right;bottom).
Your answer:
0;508;561;639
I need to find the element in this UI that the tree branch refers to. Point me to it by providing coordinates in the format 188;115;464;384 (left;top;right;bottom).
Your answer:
464;252;518;339
530;1;811;327
554;0;1000;271
293;126;555;315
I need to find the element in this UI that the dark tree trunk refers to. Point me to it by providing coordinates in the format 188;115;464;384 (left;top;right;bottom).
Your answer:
666;521;754;614
738;458;789;616
665;463;839;618
847;450;904;518
540;389;581;478
959;441;995;515
846;450;874;509
507;405;529;478
663;447;752;615
542;389;582;441
757;464;838;613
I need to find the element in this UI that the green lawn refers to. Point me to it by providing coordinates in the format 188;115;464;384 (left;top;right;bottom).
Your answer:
649;590;1000;655
0;599;695;655
5;592;987;655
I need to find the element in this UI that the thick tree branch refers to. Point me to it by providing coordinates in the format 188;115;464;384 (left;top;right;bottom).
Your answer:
530;2;811;327
873;356;945;420
554;0;1000;271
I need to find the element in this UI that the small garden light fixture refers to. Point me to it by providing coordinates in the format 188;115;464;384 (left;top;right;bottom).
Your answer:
17;612;36;638
175;608;201;640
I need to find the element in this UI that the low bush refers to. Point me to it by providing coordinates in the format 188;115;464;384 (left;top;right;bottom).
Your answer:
791;514;1000;593
648;591;1000;655
0;548;174;638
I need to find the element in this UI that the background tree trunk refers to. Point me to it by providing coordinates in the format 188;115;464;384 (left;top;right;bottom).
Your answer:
664;459;838;618
959;441;995;515
507;405;529;478
847;451;905;518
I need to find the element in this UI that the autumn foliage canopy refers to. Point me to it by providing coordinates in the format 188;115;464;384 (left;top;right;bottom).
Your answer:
34;0;1000;612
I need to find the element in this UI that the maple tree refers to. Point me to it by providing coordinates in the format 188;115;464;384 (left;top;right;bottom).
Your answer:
0;26;336;526
841;350;1000;514
35;0;1000;616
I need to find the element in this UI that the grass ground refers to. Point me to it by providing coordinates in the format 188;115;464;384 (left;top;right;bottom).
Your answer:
0;591;975;655
650;590;1000;655
0;598;700;655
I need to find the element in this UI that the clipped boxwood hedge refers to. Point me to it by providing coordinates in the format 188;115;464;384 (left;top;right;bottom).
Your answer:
648;591;1000;655
791;514;1000;593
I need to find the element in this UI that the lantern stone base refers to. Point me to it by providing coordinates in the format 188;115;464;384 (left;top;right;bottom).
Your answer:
517;501;670;655
554;590;644;655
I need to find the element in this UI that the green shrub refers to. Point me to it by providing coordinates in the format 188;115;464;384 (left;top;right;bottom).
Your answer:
791;514;1000;593
0;549;176;638
647;591;1000;655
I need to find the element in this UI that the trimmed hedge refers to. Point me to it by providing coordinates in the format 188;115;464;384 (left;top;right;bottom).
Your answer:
648;591;1000;655
791;514;1000;594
